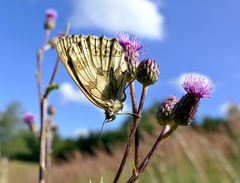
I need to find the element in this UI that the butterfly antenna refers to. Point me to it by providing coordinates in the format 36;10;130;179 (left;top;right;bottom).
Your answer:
98;119;107;144
125;79;136;90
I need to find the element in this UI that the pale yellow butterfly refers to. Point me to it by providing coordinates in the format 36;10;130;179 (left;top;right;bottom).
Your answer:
53;35;128;121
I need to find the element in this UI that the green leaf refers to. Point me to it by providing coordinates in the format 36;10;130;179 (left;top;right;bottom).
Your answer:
44;84;59;98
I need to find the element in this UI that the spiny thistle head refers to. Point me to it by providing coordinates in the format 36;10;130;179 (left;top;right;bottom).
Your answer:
182;74;213;98
23;112;38;134
117;33;142;52
44;9;58;31
157;96;178;126
23;112;35;124
136;58;160;86
173;74;214;125
117;33;143;82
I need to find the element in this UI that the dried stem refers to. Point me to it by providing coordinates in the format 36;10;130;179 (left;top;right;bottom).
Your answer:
38;23;70;183
48;58;60;86
113;86;148;183
129;82;139;170
127;123;178;183
39;97;48;183
36;30;51;102
46;114;55;183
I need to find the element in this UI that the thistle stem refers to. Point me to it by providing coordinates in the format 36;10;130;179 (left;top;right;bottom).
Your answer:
46;114;54;183
38;23;70;183
127;124;178;183
36;30;51;103
129;82;139;170
48;58;60;86
113;86;148;183
39;97;47;183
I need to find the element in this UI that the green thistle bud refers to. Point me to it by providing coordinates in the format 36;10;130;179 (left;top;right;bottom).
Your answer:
157;96;178;126
136;58;160;86
48;105;56;116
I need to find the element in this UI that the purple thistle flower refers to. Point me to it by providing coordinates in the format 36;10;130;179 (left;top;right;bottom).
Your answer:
44;9;58;30
172;74;214;126
46;9;58;20
117;33;143;52
23;112;35;124
183;74;214;98
117;33;143;82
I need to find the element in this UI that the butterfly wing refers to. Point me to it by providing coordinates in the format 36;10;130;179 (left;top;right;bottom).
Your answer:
53;35;127;111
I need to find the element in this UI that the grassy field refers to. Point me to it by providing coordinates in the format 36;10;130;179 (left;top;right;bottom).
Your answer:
2;118;240;183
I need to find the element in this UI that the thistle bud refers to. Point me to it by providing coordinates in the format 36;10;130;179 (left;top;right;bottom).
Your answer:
22;112;38;134
117;33;142;82
136;58;160;86
48;105;56;116
173;74;214;125
44;9;58;31
125;47;139;82
23;112;35;125
157;96;178;126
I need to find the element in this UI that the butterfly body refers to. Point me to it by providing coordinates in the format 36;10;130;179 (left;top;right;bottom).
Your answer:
53;35;128;121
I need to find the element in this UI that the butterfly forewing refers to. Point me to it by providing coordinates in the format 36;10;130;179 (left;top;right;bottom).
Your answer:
53;35;128;115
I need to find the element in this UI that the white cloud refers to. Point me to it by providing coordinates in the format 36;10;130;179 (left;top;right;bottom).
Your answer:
168;72;212;93
59;82;89;104
70;0;164;39
220;102;240;115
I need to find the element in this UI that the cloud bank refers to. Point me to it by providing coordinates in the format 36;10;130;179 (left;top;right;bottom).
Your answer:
70;0;164;39
59;82;89;104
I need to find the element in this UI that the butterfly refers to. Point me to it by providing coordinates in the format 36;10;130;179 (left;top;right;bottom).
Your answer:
53;35;128;122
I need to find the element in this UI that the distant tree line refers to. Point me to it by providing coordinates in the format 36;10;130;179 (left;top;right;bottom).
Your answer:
0;102;239;162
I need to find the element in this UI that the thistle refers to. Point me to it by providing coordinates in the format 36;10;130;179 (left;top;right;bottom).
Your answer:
136;58;160;86
44;9;58;31
157;96;178;126
23;112;38;134
173;74;214;125
117;33;142;82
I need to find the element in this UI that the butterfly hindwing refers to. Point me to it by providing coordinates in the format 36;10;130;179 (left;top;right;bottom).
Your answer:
53;35;128;113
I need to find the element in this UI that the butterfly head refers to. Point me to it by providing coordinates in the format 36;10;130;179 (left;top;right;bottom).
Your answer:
104;100;124;122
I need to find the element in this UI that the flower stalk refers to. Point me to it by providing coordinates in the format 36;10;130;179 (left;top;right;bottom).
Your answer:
114;86;148;183
129;82;139;170
38;23;70;183
127;124;178;183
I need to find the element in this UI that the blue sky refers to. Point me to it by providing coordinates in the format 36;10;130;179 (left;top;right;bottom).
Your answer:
1;0;240;137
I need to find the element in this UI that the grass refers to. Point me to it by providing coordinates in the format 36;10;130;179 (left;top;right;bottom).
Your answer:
2;119;240;183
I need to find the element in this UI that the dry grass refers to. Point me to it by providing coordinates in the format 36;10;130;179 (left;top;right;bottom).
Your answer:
6;119;240;183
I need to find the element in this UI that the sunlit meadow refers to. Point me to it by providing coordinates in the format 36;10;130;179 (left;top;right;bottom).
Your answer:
1;1;240;183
